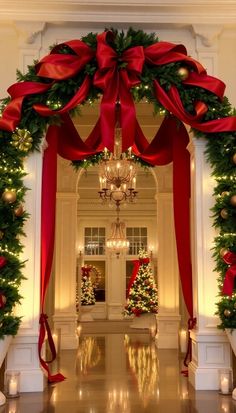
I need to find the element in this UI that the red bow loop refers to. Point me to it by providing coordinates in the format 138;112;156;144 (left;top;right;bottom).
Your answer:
144;41;206;74
36;40;95;80
222;252;236;296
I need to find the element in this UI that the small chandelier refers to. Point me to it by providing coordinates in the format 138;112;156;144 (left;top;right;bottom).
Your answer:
106;204;129;257
98;127;138;207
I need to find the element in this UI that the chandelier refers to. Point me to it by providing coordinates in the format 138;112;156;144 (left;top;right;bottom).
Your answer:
106;204;129;257
98;127;138;207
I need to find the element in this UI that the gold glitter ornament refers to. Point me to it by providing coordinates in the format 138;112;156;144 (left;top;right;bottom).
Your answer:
220;208;228;219
11;128;33;152
2;189;17;204
224;309;231;317
177;67;189;80
220;248;229;258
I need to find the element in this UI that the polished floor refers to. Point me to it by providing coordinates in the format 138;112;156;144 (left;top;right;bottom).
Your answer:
1;326;236;413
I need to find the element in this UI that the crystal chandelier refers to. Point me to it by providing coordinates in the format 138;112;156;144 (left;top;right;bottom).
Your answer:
106;204;129;257
98;127;138;207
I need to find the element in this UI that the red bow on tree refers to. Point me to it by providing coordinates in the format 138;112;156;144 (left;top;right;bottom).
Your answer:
222;251;236;296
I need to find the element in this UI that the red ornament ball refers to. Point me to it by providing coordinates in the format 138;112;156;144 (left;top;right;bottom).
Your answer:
0;256;7;269
0;293;6;309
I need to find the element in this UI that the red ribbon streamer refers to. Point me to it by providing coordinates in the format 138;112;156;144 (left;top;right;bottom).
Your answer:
40;127;65;383
222;252;236;296
127;258;150;297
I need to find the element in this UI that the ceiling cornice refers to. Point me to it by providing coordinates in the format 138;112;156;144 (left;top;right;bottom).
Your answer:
1;1;236;25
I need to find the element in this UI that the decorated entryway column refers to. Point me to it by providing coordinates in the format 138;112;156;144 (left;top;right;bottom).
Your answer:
6;152;45;392
188;137;231;390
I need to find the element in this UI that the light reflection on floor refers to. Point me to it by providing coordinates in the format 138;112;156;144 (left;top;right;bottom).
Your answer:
1;332;236;413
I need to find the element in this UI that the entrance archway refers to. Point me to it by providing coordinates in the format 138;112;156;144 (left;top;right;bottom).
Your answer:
1;28;236;389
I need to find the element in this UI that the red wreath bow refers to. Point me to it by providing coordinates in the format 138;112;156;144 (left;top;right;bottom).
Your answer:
81;266;91;276
222;252;236;296
93;31;145;152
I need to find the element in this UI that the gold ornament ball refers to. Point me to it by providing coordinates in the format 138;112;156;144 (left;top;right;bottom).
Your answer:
230;195;236;207
224;309;231;317
2;190;17;204
220;248;229;258
0;231;4;240
14;204;24;217
177;67;189;80
232;153;236;164
220;208;228;219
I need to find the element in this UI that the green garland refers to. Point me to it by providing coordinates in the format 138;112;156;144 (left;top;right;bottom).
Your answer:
0;27;236;336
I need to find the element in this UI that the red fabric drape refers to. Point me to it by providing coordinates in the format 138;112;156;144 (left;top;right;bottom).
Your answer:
133;116;193;318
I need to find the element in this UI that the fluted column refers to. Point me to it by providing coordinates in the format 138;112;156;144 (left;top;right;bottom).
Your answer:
188;137;231;390
53;192;78;349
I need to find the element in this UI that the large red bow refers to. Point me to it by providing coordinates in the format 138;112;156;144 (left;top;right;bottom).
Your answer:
93;31;144;152
222;252;236;296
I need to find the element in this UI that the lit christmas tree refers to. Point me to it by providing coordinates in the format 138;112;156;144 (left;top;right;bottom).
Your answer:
124;249;158;316
81;266;96;306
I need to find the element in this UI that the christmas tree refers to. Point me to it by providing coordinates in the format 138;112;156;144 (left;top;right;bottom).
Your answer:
81;266;96;306
124;249;158;316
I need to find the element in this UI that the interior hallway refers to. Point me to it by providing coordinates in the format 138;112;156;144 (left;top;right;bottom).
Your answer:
2;323;236;413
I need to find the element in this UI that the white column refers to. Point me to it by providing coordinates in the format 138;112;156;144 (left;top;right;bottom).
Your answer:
156;193;180;348
188;137;231;390
53;193;78;349
107;254;126;320
6;152;45;392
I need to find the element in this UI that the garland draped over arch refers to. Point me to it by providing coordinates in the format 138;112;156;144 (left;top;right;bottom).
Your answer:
1;28;236;381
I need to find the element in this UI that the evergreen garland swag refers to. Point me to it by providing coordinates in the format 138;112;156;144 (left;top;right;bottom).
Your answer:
0;27;236;335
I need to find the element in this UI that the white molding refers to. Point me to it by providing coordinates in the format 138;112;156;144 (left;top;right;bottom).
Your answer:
1;2;236;25
189;330;232;390
192;24;223;47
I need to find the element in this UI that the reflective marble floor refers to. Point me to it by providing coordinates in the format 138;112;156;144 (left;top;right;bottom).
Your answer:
1;331;236;413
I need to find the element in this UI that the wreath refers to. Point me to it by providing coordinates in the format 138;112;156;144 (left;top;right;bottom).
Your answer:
0;27;236;339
